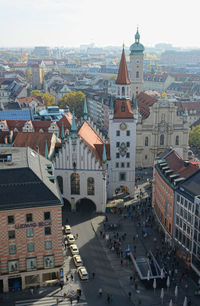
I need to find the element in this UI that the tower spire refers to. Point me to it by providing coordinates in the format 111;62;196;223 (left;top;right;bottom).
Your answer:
71;110;77;139
83;97;88;121
102;143;107;164
45;139;49;159
116;48;130;85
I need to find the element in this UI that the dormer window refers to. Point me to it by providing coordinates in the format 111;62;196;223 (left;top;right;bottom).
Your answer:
121;102;125;112
122;87;125;96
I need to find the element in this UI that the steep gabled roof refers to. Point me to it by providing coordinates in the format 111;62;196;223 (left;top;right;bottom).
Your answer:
137;92;157;119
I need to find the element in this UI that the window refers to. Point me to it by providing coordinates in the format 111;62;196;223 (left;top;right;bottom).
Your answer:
126;152;130;158
44;212;51;221
121;162;125;168
136;71;139;78
121;102;125;112
27;242;35;253
116;130;120;136
127;162;130;168
8;260;19;273
8;215;15;224
160;134;164;145
145;136;148;146
126;130;130;136
175;135;179;145
119;173;126;181
122;87;125;97
26;213;33;223
126;142;130;147
116;162;119;168
26;228;34;238
87;177;95;195
27;258;37;271
8;230;15;240
45;227;51;236
9;244;17;255
71;173;80;195
57;176;63;194
145;155;147;160
45;240;52;250
116;142;120;147
116;153;120;158
44;255;54;268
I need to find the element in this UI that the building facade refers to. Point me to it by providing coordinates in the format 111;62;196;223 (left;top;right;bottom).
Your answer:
153;149;198;245
0;147;63;293
136;96;189;167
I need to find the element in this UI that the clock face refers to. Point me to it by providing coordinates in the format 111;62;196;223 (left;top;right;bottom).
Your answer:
119;122;127;131
135;59;140;65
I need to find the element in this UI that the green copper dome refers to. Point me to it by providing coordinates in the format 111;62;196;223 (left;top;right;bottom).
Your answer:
130;29;144;55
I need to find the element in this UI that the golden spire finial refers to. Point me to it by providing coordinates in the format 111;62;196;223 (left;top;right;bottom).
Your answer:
122;42;125;49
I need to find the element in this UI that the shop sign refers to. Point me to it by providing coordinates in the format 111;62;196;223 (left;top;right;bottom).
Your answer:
16;221;52;229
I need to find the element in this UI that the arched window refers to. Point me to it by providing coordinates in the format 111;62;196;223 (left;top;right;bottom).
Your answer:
122;86;125;96
71;173;80;195
136;71;139;78
57;176;63;194
160;134;164;145
145;136;149;146
175;135;179;145
118;87;120;95
121;102;125;112
87;177;95;195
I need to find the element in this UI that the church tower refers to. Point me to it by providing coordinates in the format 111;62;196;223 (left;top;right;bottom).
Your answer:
108;47;136;199
129;28;144;99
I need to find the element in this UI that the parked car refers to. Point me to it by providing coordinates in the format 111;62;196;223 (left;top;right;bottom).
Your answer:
66;234;75;244
77;266;88;280
69;244;79;255
73;255;83;267
65;225;71;234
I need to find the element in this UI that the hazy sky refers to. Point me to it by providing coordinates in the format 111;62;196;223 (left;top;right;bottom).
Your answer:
0;0;199;48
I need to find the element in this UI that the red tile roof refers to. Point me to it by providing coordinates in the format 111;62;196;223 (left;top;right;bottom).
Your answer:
114;99;133;119
18;96;43;105
94;143;111;162
57;113;72;133
78;121;103;149
165;150;198;178
116;49;130;85
13;132;53;157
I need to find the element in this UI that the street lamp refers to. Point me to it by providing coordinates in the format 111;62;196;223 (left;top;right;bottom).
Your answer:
166;275;170;292
183;296;187;306
153;278;157;295
160;288;164;305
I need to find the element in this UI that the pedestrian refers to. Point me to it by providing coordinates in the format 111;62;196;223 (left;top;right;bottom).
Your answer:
60;282;63;290
121;259;123;265
70;274;73;282
76;233;79;239
77;295;80;303
128;291;131;301
70;296;73;305
107;292;110;304
110;294;113;302
92;272;95;279
56;297;59;305
64;293;67;299
66;275;68;282
130;276;133;284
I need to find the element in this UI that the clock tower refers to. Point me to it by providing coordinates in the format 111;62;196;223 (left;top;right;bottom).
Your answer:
130;28;144;99
108;47;136;199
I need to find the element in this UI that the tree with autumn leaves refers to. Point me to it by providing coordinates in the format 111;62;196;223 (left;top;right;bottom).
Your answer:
31;90;56;106
58;91;85;118
189;125;200;148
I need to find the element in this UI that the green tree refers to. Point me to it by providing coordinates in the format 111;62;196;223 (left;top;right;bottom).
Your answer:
58;91;85;118
31;90;41;97
26;68;32;82
42;93;56;106
189;125;200;147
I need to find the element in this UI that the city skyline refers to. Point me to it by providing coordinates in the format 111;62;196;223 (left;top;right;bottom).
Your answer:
0;0;199;49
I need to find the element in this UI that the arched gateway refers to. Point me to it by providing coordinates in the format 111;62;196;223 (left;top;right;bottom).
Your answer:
76;198;96;213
